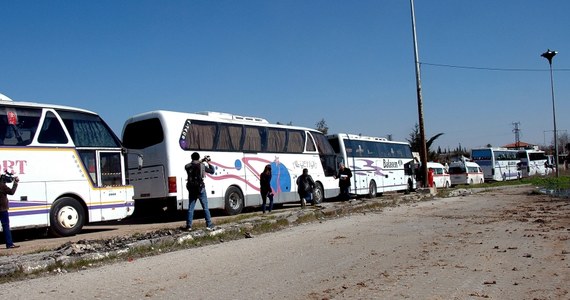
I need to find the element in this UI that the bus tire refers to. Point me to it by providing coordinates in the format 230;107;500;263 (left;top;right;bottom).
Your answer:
368;180;377;198
312;183;324;204
49;197;85;237
224;186;244;215
469;179;474;185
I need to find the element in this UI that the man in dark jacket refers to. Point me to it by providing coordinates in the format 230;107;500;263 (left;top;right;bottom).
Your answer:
334;163;352;201
296;168;315;208
0;174;19;248
184;152;215;231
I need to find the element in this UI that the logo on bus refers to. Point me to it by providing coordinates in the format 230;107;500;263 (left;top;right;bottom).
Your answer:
294;160;317;169
1;160;27;175
383;159;402;169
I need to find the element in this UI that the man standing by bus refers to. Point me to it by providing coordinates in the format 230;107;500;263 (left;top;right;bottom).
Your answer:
0;173;20;248
334;163;352;201
184;152;216;231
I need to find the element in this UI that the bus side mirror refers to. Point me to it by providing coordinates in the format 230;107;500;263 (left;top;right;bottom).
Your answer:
137;154;143;170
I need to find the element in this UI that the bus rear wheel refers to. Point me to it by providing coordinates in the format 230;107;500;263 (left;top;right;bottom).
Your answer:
49;197;85;237
224;186;244;215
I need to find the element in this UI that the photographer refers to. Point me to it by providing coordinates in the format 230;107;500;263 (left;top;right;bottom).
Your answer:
0;172;20;249
183;152;216;231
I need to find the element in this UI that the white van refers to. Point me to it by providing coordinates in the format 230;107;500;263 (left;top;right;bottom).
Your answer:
427;162;451;188
449;160;484;186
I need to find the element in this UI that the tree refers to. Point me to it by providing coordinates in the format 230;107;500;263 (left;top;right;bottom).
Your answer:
406;123;444;161
315;118;328;134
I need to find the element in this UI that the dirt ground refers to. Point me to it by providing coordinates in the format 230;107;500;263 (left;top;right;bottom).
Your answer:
1;185;569;299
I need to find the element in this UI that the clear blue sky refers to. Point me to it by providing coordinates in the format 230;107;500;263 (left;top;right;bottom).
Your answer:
2;1;569;151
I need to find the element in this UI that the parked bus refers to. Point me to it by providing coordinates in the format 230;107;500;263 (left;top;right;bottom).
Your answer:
448;159;484;186
517;149;549;177
427;162;451;188
326;133;415;197
471;147;520;181
121;111;338;215
0;95;134;237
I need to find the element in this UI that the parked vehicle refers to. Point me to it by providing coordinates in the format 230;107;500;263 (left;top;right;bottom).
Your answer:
0;94;134;237
449;160;485;186
471;147;520;181
327;133;416;197
427;162;450;188
122;110;338;215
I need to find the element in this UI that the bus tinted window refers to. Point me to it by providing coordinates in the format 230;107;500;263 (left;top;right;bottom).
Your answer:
267;128;286;152
217;123;242;151
185;120;216;151
38;111;68;144
243;126;264;152
306;133;317;152
472;149;492;160
122;117;164;149
58;110;120;147
0;106;41;146
529;152;547;161
313;132;336;155
286;130;305;153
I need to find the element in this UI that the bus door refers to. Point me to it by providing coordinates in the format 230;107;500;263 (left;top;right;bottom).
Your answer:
80;150;126;221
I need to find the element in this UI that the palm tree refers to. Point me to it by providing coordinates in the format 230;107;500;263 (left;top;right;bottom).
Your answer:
406;123;444;161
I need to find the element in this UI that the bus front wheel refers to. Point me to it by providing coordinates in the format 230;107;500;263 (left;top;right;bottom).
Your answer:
49;197;85;237
368;180;377;198
312;183;324;204
224;186;244;215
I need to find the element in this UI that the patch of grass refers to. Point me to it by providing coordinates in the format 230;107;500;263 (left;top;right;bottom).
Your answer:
527;175;570;190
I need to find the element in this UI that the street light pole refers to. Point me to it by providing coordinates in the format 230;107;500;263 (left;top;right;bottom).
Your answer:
541;49;559;177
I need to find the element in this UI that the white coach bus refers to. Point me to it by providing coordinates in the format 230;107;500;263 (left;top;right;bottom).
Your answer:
326;133;416;197
0;94;134;237
121;111;338;215
517;149;549;177
471;147;520;181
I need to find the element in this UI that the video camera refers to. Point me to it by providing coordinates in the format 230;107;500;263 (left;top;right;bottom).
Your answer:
201;155;211;163
0;171;15;183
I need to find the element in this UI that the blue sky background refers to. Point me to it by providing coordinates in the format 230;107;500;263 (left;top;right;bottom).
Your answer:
1;1;569;151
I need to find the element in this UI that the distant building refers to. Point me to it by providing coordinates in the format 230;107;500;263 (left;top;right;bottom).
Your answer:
503;141;538;150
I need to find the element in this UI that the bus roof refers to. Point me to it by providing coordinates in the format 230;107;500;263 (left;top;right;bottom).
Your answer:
0;98;96;115
123;110;323;132
328;133;410;145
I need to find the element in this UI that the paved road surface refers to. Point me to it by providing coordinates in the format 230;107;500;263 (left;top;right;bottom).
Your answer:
1;186;568;299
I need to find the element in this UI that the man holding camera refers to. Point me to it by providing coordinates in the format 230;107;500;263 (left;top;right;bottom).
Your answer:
184;152;216;231
0;173;20;249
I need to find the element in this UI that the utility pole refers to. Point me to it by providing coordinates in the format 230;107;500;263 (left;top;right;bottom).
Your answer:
409;0;428;188
512;122;521;149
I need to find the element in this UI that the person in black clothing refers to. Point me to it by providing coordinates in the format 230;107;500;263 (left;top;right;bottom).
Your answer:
0;174;19;249
296;168;315;208
184;152;215;231
259;164;274;213
334;163;352;201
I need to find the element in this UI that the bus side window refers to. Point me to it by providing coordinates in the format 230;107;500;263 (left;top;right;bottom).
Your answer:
38;112;68;144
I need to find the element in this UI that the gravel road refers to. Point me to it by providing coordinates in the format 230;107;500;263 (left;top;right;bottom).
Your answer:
0;186;568;299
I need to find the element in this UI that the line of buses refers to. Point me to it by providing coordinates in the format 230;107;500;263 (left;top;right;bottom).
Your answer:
0;94;555;237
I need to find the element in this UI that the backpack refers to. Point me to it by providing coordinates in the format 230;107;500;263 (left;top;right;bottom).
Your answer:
186;163;203;198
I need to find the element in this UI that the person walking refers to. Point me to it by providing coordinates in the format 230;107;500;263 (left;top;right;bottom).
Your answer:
184;152;216;231
334;163;352;201
0;173;20;249
259;164;274;213
296;168;315;208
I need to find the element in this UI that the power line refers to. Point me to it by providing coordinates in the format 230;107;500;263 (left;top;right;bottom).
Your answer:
420;62;570;72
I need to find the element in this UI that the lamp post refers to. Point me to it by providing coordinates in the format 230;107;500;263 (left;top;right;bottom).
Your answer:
541;49;559;177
